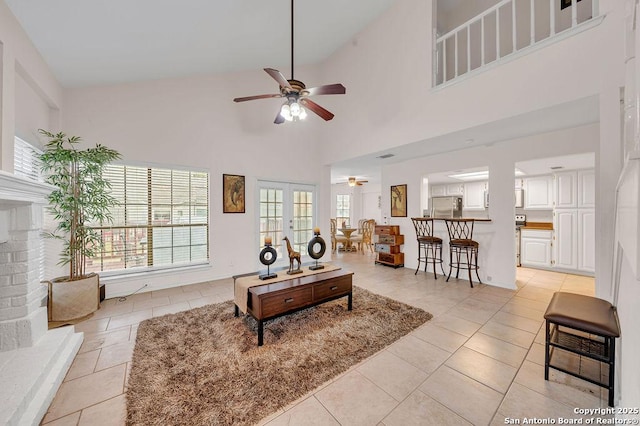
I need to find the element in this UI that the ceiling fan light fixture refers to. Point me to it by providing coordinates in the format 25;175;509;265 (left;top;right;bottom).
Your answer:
280;103;293;121
348;177;356;187
289;101;301;116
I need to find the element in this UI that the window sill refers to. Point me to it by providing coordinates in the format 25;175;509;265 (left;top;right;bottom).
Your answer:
98;262;211;283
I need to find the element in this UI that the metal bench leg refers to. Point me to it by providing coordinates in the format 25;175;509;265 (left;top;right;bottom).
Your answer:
608;337;615;407
545;320;551;380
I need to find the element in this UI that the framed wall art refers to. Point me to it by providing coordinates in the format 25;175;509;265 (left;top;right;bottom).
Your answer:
223;174;245;213
390;184;407;217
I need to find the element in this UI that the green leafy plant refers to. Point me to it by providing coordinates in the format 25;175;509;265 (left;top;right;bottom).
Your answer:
39;129;121;281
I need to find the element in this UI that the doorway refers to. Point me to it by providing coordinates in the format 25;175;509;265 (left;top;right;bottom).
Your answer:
257;180;316;267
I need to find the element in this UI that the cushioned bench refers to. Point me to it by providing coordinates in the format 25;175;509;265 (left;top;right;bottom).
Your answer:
544;292;620;407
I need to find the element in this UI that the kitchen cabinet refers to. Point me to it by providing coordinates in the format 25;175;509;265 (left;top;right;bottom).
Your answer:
524;176;554;210
521;229;553;268
431;185;446;197
551;169;595;274
554;169;595;209
553;210;578;270
463;181;487;210
578;209;595;272
553;208;595;273
578;170;595;208
431;184;463;197
555;172;578;208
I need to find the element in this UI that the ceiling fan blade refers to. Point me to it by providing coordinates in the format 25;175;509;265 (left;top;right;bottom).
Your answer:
300;99;334;121
233;93;282;102
264;68;291;88
303;84;346;96
274;112;285;124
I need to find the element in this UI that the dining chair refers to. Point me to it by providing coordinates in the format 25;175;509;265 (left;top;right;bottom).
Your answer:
356;219;376;253
330;218;348;253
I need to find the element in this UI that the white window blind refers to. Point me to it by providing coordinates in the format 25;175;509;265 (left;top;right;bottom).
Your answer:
87;164;209;274
14;136;43;182
13;136;46;281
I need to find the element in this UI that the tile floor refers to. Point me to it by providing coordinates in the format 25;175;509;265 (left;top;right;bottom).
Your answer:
41;252;609;426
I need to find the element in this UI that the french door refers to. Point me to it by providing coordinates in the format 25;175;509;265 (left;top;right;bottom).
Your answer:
257;180;316;267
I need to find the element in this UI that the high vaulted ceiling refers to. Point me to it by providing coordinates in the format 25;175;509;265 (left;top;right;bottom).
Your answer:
5;0;396;88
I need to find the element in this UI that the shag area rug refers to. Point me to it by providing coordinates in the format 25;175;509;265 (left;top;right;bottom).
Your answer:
126;286;432;425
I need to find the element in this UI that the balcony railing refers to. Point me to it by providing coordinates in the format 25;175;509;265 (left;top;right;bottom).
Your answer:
434;0;601;87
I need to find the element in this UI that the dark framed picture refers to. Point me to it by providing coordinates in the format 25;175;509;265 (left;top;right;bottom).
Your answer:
560;0;581;10
223;174;245;213
390;184;407;217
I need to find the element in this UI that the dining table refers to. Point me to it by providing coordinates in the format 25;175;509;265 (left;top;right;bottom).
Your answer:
339;227;358;251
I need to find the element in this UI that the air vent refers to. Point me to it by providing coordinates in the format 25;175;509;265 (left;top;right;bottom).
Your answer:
377;153;395;159
550;166;564;170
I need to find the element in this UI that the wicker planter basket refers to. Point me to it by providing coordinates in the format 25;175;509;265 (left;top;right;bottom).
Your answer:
46;273;100;321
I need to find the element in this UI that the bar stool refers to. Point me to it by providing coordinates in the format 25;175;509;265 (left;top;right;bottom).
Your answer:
445;219;481;288
411;218;445;279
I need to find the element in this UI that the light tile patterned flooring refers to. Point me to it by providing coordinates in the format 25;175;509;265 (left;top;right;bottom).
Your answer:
41;253;607;425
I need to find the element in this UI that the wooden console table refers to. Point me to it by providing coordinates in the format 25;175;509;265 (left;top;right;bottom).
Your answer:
234;269;353;346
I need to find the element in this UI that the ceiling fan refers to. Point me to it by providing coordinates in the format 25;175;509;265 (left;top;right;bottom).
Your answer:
233;0;346;124
348;177;368;186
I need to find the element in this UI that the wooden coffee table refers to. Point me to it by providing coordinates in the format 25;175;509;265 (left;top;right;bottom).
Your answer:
234;269;353;346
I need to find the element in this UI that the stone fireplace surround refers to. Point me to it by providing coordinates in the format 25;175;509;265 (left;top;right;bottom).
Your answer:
0;171;83;425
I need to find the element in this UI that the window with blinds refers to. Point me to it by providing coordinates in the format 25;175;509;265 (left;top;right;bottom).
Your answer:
87;165;209;273
14;136;45;281
336;194;350;228
14;136;43;182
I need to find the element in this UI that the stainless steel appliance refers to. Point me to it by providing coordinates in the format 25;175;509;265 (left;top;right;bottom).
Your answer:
431;196;463;218
515;214;526;266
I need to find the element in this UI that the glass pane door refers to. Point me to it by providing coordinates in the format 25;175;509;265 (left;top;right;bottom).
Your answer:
258;181;316;267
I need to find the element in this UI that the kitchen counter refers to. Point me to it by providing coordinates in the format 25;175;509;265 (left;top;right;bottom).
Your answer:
429;217;492;222
521;221;553;230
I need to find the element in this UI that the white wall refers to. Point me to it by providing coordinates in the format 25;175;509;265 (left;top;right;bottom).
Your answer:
382;124;598;288
319;0;623;167
0;1;62;171
62;68;330;296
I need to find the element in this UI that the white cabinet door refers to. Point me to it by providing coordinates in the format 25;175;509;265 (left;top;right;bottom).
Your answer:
578;209;595;272
463;181;486;210
554;209;578;270
521;230;553;268
578;169;595;208
446;183;464;196
555;172;577;208
524;176;554;210
431;185;446;196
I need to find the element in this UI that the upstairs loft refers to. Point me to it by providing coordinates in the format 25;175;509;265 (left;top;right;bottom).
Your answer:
434;0;602;87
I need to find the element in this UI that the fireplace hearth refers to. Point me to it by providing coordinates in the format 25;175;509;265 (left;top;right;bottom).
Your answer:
0;171;83;425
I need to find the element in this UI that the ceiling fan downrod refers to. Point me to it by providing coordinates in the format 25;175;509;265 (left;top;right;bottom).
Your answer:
290;0;294;81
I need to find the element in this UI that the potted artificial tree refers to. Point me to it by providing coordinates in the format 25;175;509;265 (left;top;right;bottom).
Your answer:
39;129;121;321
